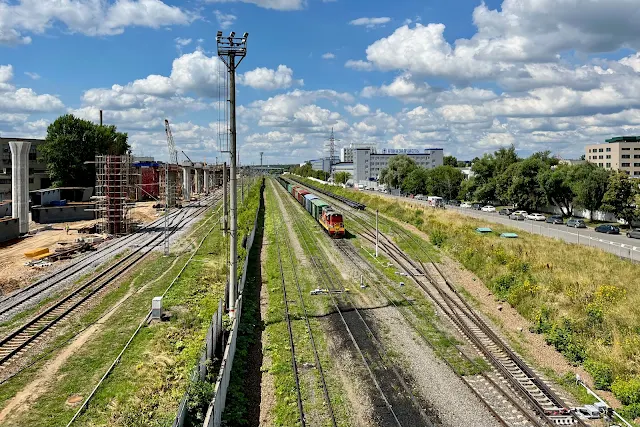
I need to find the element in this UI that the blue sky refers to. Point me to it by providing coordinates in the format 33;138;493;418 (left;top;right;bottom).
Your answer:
2;0;640;165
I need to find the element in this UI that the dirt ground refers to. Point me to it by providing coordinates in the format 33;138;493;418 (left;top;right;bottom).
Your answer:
129;201;159;224
0;219;99;295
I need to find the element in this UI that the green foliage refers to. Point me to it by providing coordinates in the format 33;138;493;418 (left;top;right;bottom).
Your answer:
40;114;130;187
380;155;417;189
503;157;547;210
402;167;429;194
544;318;586;364
620;402;640;420
491;274;518;299
429;228;446;247
334;171;351;185
571;163;610;220
426;165;464;200
443;155;458;167
539;165;575;216
612;377;640;405
602;171;639;225
584;359;614;390
289;162;329;181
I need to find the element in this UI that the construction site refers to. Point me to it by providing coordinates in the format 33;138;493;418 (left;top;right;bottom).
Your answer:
0;122;230;296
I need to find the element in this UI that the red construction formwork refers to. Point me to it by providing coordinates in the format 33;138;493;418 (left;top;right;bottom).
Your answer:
140;167;160;200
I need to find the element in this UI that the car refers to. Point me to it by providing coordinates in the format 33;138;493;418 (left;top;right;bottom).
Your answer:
447;200;461;206
627;228;640;239
566;218;587;228
527;213;546;221
481;205;496;212
498;208;513;216
513;210;528;217
460;202;471;208
595;224;620;234
471;203;483;210
509;212;526;221
546;215;564;224
415;194;425;200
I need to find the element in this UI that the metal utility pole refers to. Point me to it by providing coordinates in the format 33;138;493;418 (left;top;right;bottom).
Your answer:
164;119;178;257
223;162;228;237
218;30;248;318
260;152;264;167
241;171;244;205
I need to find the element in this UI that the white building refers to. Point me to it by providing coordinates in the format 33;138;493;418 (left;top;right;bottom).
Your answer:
350;147;444;185
340;143;377;163
308;156;340;173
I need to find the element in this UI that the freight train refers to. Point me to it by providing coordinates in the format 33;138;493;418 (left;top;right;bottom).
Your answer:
277;177;345;238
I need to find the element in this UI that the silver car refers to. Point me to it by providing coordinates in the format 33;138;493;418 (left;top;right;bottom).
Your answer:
627;228;640;239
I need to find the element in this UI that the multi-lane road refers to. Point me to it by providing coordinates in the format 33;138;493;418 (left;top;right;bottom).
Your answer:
366;191;640;261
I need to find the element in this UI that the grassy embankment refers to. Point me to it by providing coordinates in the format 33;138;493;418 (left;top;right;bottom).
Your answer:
297;177;640;420
0;183;261;427
254;180;351;426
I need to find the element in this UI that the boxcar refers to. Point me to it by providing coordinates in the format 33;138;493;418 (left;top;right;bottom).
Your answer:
304;194;318;212
311;199;329;221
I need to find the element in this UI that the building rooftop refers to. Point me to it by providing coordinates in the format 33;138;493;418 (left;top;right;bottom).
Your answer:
605;136;640;143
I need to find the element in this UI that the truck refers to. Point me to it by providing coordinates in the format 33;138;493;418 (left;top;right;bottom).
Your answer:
427;196;444;208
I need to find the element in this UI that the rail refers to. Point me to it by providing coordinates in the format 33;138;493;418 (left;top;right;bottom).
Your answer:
283;175;366;210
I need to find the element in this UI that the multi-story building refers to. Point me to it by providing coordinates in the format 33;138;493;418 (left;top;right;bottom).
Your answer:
0;138;50;197
340;143;377;163
585;136;640;177
351;147;444;184
309;156;340;173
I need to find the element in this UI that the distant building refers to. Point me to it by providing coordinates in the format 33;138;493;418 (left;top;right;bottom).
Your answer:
308;156;340;173
585;136;640;177
340;143;377;162
349;147;444;185
557;158;586;167
0;138;50;196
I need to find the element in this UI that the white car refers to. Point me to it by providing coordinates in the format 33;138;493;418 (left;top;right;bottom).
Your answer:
527;213;546;221
460;202;472;208
481;205;496;212
513;210;528;216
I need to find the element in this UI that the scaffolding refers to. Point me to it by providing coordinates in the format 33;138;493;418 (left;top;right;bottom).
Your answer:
95;155;132;235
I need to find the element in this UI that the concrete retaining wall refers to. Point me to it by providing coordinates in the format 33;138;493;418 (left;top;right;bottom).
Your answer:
31;203;96;224
0;218;19;243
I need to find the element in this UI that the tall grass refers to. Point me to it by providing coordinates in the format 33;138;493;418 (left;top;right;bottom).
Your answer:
299;178;640;417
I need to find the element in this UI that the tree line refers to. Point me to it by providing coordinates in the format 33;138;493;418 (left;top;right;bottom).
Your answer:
40;114;130;187
380;146;640;223
289;162;330;181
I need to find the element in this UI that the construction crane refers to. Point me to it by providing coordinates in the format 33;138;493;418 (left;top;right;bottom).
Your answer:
182;150;194;166
164;119;178;165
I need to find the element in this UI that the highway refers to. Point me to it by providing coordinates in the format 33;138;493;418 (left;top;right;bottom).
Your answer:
363;190;640;262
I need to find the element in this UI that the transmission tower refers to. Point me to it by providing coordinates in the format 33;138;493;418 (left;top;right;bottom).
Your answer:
325;128;340;178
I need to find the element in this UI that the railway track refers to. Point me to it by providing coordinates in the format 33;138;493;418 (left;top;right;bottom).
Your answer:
286;178;586;426
270;181;338;427
274;179;434;427
333;238;544;427
0;195;219;321
0;195;219;370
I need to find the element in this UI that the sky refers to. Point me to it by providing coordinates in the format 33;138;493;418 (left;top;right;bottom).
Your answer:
2;0;640;165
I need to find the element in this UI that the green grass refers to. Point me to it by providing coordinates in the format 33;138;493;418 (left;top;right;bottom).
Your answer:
262;181;353;427
0;183;263;427
294;176;640;415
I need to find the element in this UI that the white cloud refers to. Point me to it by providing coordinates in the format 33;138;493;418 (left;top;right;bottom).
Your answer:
204;0;305;11
24;71;40;80
345;104;370;117
349;17;391;28
345;59;373;71
175;37;192;47
214;10;236;29
239;65;302;90
0;0;196;45
0;64;63;113
322;52;335;60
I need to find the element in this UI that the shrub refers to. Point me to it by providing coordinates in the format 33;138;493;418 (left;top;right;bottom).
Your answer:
430;228;447;247
584;359;614;390
620;402;640;420
491;274;518;299
612;377;640;405
530;305;554;334
545;318;586;364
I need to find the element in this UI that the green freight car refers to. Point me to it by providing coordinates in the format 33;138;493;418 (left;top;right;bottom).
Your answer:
310;198;329;221
287;183;293;193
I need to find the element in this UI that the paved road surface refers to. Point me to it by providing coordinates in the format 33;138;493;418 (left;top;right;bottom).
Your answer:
362;190;640;262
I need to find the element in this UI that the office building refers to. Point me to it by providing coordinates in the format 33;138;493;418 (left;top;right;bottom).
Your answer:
309;156;340;173
340;143;377;163
349;147;444;184
585;136;640;177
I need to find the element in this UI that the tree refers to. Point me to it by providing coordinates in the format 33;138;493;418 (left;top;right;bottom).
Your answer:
335;171;351;185
402;167;429;195
571;163;610;220
40;114;130;187
602;172;638;225
380;155;417;190
426;166;464;200
504;158;546;210
539;165;575;216
443;155;458;167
